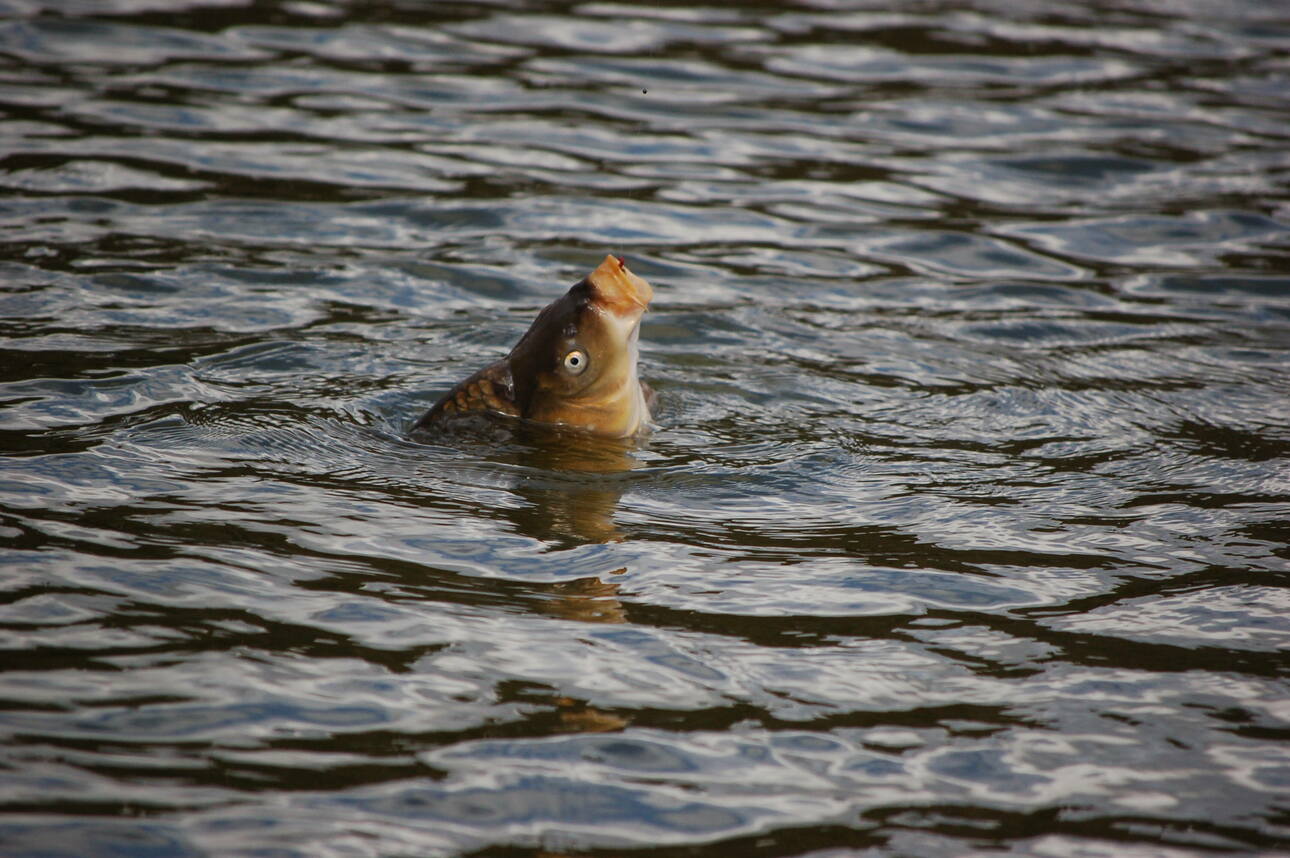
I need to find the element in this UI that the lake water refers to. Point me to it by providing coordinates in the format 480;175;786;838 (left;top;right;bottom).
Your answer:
2;1;1289;856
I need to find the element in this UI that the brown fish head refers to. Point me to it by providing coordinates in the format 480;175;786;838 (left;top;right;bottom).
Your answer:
508;255;654;437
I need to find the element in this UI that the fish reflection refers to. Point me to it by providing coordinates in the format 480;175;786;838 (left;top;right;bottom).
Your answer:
541;571;628;625
553;698;629;734
501;429;640;545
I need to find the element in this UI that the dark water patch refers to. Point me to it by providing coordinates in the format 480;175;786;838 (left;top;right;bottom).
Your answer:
0;820;206;858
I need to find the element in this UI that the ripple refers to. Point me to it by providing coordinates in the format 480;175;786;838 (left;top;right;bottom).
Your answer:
857;230;1088;281
1043;585;1290;651
753;43;1139;87
0;159;208;194
1123;272;1290;321
1002;210;1290;267
447;12;764;54
228;22;529;67
0;17;268;65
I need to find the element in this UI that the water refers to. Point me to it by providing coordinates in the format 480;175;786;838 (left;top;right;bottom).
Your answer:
2;1;1289;856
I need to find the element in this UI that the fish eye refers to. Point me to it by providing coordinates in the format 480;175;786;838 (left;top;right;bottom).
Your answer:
562;348;588;375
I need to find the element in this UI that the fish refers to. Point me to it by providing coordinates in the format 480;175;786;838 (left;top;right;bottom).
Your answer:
411;255;655;439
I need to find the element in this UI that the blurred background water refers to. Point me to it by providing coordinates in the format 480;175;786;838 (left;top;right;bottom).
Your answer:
2;0;1289;856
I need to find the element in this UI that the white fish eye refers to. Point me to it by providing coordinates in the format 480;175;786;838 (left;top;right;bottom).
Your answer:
562;348;588;374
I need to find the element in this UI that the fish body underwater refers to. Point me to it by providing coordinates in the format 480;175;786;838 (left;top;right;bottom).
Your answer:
412;255;655;439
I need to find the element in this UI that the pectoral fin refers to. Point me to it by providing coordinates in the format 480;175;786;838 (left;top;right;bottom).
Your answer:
413;360;520;433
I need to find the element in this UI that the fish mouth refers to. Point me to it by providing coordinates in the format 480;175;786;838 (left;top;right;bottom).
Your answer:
586;254;654;316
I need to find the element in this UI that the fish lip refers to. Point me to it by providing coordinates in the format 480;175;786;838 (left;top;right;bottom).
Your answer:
586;254;653;316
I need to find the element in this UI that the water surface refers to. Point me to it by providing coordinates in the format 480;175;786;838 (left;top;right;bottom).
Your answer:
2;1;1289;856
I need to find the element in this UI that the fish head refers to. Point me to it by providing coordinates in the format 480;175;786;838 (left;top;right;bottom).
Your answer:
509;255;654;437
